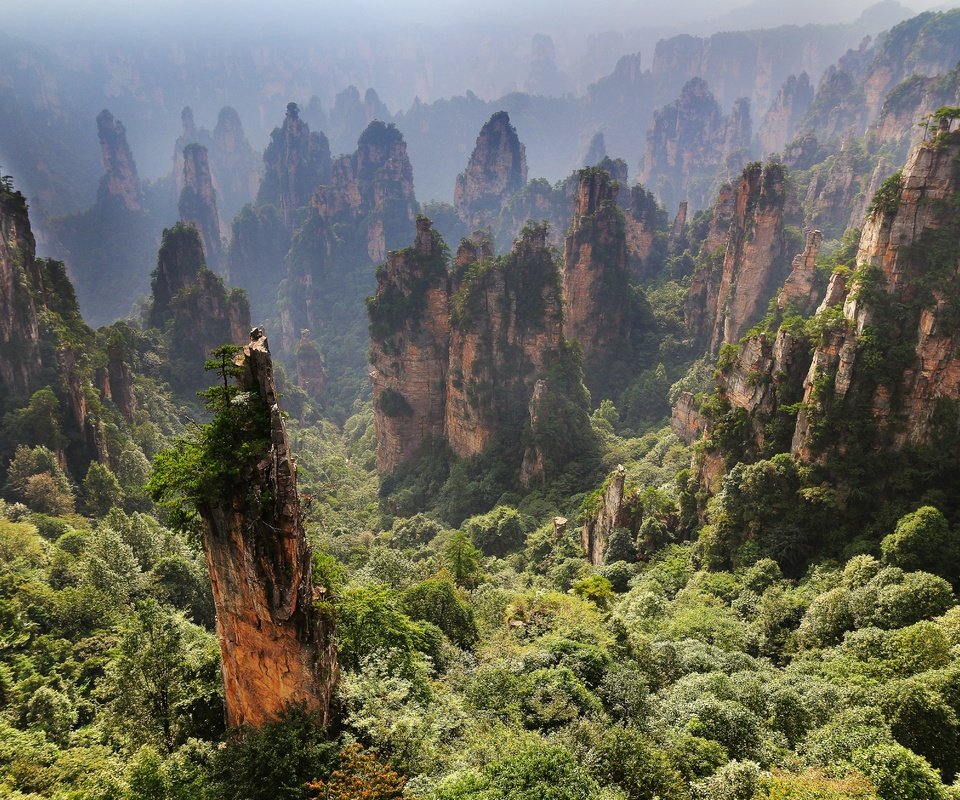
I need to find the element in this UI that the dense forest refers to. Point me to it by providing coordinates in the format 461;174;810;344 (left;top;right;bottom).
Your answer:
2;4;960;799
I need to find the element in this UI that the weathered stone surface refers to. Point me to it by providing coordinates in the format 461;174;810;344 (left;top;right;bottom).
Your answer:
641;78;752;213
777;229;823;313
295;330;325;405
149;223;206;329
625;184;668;279
0;189;42;397
96;109;143;212
758;73;814;157
178;143;223;272
446;224;564;459
257;102;332;226
454;111;528;231
562;167;635;399
200;331;336;729
708;162;802;351
671;391;704;445
368;218;449;473
581;465;641;566
794;130;960;455
211;106;262;220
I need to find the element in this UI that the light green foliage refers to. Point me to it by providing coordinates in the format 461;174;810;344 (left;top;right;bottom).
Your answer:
83;462;124;517
852;744;947;800
401;572;478;649
443;531;483;588
463;506;531;557
104;599;222;753
433;743;603;800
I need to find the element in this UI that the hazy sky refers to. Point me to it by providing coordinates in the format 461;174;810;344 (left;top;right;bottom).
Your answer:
6;0;954;39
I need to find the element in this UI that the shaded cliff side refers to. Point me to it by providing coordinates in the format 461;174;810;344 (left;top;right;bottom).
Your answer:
369;219;596;489
641;78;752;213
562;167;644;400
794;122;960;460
178;143;223;272
149;223;250;396
454;111;528;231
257;102;332;228
368;218;450;474
279;120;418;418
685;161;803;352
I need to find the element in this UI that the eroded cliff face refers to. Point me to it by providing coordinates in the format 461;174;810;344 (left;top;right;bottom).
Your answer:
280;120;418;355
257;102;332;227
149;222;208;329
0;189;43;398
368;218;450;473
794;127;960;458
562;167;636;399
454;111;528;231
686;162;802;352
625;184;669;279
178;143;223;272
211;106;261;220
96;109;143;212
446;224;564;458
0;180;110;471
150;223;250;393
369;219;594;483
758;73;814;157
777;228;823;314
200;331;336;729
581;465;641;566
641;78;752;213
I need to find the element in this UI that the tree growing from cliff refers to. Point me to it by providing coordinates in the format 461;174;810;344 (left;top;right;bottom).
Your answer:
147;344;269;529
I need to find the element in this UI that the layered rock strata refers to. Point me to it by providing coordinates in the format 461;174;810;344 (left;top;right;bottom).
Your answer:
454;111;528;231
200;331;336;728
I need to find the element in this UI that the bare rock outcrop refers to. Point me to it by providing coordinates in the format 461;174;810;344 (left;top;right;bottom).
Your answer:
641;78;752;213
96;109;143;212
581;465;641;566
777;228;823;314
199;331;337;728
257;102;332;227
368;218;450;473
794;127;960;458
0;187;43;397
562;167;636;399
685;162;802;352
369;219;595;482
758;73;814;157
178;143;223;272
454;111;528;231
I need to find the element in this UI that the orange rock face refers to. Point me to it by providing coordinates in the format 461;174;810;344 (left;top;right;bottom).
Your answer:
710;162;801;351
201;333;336;729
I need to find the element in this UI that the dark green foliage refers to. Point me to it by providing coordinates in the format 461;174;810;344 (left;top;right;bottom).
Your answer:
867;171;903;217
147;345;270;529
463;506;531;557
210;705;336;800
375;388;413;418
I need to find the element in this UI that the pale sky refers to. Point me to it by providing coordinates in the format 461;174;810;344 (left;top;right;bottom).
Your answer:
6;0;954;39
